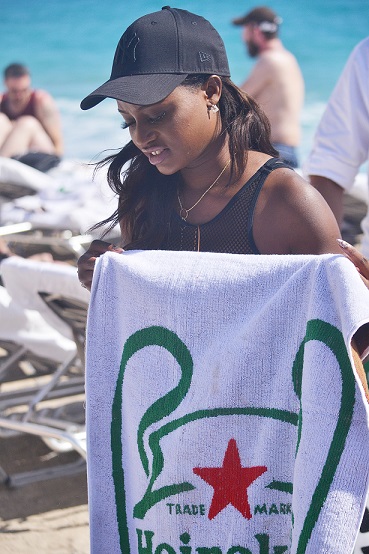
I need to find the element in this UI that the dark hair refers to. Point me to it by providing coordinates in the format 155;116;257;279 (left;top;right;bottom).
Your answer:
4;63;29;79
92;76;277;249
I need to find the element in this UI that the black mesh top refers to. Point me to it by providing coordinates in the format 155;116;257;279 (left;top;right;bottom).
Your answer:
163;158;291;254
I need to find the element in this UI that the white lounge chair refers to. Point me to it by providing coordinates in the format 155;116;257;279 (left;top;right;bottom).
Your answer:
0;257;90;486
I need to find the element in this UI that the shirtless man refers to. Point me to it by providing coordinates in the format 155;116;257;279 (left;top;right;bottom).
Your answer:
0;63;63;158
232;6;304;168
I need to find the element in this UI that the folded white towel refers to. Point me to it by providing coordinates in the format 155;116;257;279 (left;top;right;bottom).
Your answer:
86;251;369;554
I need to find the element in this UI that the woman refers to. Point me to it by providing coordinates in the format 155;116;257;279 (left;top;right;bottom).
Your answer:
79;11;369;553
77;7;368;304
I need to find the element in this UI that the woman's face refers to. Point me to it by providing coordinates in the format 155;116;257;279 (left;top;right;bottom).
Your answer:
117;83;221;175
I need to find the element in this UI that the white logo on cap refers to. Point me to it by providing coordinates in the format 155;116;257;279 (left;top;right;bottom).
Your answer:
199;51;211;63
127;32;140;62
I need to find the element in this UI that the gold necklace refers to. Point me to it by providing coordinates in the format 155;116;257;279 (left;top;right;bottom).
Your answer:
177;160;231;221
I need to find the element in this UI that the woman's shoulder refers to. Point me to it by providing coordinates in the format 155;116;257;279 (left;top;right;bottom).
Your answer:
265;163;311;196
244;153;301;191
253;162;342;254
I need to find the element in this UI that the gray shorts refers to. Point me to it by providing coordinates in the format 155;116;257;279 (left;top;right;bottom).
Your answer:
272;142;299;169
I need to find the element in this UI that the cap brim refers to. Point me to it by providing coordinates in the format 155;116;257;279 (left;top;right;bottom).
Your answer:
80;73;188;110
232;16;247;26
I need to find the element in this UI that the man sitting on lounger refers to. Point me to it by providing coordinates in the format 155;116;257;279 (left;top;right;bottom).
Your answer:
0;63;63;163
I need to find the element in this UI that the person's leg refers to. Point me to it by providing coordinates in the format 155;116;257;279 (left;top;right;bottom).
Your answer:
0;113;13;149
0;115;55;157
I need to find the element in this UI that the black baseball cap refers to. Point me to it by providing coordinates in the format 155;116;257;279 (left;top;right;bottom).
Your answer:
80;6;230;110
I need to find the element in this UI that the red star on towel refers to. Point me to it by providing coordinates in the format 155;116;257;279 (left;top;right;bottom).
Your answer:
193;438;267;520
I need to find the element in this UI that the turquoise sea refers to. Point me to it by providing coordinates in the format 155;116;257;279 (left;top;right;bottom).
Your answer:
1;0;368;163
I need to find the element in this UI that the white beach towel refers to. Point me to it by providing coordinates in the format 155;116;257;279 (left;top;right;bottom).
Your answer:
1;256;90;339
85;250;369;554
0;156;54;192
0;160;118;234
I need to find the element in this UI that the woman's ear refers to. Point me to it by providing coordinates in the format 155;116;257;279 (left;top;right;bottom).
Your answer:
203;75;222;105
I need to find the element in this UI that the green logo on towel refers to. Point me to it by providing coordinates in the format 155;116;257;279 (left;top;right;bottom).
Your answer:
111;320;356;554
136;528;289;554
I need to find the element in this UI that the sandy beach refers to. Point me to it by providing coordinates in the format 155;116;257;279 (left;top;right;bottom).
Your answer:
0;433;89;553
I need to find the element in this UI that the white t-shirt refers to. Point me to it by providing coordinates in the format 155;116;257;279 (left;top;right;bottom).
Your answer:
304;37;369;255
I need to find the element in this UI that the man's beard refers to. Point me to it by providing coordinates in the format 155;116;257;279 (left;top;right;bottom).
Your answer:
247;40;260;58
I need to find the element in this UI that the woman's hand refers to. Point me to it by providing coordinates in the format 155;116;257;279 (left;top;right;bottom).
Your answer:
337;239;369;365
77;239;124;291
337;239;369;283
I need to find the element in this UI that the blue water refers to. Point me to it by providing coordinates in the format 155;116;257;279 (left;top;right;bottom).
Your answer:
1;0;368;162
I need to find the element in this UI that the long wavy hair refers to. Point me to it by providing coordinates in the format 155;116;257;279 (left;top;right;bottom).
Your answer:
92;75;277;250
